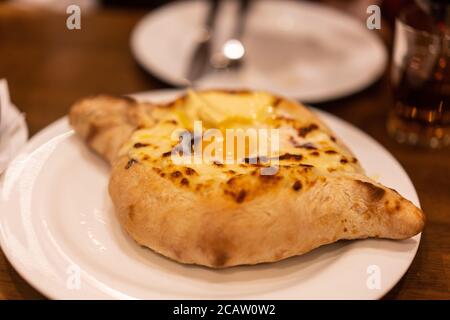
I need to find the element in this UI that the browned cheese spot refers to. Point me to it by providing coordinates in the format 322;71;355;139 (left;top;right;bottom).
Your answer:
236;190;247;203
134;142;149;148
299;142;317;150
125;158;138;169
180;178;189;186
272;97;282;107
184;167;198;176
292;180;302;191
355;180;386;202
152;167;162;174
171;171;182;178
260;174;283;185
279;153;303;161
297;124;319;137
243;156;269;165
227;177;237;186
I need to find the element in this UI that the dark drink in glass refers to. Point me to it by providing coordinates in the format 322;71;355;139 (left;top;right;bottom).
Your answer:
388;2;450;147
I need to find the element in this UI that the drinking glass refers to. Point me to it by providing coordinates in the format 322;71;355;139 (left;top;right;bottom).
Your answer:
388;4;450;148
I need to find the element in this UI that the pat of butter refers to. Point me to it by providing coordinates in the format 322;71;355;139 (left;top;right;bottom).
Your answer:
183;90;275;128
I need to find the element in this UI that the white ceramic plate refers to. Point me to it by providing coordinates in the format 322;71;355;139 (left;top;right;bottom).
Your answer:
131;0;387;102
0;90;420;299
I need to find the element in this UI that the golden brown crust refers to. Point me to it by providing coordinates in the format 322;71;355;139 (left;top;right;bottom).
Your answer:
70;90;425;268
109;156;424;268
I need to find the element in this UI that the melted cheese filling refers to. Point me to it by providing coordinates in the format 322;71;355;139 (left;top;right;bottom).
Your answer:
121;90;359;183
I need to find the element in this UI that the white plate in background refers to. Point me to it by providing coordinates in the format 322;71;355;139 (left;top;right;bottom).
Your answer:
131;0;387;102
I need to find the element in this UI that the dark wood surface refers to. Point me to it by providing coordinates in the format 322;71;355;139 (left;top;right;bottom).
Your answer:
0;4;449;300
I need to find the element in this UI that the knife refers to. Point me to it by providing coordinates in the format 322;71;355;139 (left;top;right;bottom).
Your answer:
185;0;220;84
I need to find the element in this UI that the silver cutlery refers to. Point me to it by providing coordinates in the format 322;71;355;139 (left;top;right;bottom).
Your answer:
212;0;250;70
185;0;220;84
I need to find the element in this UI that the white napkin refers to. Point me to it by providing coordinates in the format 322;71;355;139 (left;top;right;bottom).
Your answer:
0;79;28;174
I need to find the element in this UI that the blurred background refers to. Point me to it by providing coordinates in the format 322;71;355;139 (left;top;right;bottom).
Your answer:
0;0;450;300
0;0;414;135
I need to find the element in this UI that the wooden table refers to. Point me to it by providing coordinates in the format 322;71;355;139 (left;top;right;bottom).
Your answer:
0;4;449;300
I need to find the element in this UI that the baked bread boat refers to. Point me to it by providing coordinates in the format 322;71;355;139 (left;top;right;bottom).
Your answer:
70;90;425;268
